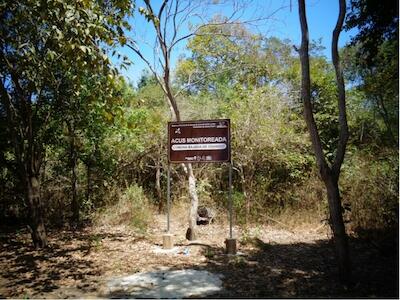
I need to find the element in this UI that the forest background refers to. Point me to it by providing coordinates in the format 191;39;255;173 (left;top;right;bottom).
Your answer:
0;0;398;254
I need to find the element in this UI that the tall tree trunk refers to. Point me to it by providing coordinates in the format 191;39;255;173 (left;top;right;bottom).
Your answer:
86;163;92;205
298;0;351;285
70;142;79;224
329;0;352;283
26;173;47;248
186;163;198;240
67;122;79;224
132;0;201;240
163;58;199;241
0;55;47;248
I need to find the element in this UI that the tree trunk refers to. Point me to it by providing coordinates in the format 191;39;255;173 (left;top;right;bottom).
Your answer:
71;153;79;224
186;163;198;240
86;163;91;205
162;67;200;240
0;55;47;248
298;0;351;285
324;176;351;284
26;174;47;248
133;1;201;240
70;137;79;224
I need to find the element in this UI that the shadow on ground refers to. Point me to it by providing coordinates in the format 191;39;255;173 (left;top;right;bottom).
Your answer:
1;226;398;298
0;227;112;298
194;235;399;298
104;230;398;298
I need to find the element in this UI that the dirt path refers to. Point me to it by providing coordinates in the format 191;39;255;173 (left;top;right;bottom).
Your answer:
0;214;398;298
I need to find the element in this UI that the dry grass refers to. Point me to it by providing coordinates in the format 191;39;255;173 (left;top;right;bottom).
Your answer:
94;184;153;233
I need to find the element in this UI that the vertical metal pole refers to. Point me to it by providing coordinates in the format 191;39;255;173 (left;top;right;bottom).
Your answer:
167;164;170;233
229;162;233;239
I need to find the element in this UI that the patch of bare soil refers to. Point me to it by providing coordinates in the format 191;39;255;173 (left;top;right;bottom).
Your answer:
0;214;398;298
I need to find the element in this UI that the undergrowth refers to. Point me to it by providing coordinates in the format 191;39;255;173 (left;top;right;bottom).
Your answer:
95;184;153;233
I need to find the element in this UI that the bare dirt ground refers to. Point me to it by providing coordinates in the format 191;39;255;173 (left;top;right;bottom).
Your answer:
0;213;398;298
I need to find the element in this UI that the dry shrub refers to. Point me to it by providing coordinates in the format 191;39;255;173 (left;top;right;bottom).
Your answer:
95;184;153;233
274;149;398;234
341;150;398;233
254;171;328;229
273;207;327;231
170;200;189;221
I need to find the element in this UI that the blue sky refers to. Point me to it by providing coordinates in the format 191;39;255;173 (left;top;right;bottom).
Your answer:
116;0;357;86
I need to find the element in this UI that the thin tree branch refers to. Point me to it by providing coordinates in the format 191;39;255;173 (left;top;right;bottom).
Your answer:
331;0;348;179
298;0;330;178
170;0;180;46
169;6;288;51
126;42;158;77
173;63;251;98
158;0;169;21
162;0;170;44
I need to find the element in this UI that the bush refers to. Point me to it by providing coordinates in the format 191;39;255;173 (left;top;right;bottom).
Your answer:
341;149;398;233
96;184;153;233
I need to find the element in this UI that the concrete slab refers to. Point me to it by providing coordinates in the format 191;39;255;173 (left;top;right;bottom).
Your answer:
105;269;223;298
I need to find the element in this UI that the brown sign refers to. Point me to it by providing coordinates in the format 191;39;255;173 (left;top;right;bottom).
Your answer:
168;119;231;163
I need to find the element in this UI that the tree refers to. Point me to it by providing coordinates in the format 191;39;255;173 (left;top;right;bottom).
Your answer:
298;0;351;284
127;0;253;240
176;28;315;222
0;0;133;247
57;73;125;224
343;0;398;145
108;76;169;211
175;21;267;94
127;0;288;240
345;0;398;64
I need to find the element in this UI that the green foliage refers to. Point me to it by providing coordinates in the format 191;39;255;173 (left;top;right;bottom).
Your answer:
176;23;297;94
232;191;246;212
196;179;213;206
106;79;168;189
204;247;216;259
0;0;134;234
345;0;398;64
343;0;398;145
226;87;313;219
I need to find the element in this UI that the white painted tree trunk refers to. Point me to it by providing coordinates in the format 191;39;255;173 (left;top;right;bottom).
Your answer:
185;163;198;240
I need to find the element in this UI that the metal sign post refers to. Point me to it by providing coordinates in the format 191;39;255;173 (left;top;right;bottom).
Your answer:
163;164;173;249
225;161;236;254
167;164;170;233
229;162;233;239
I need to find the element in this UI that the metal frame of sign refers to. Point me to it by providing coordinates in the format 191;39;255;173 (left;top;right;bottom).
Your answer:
165;119;234;240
